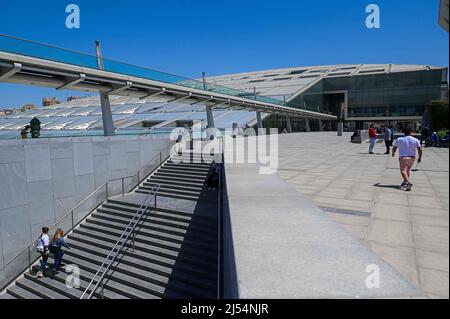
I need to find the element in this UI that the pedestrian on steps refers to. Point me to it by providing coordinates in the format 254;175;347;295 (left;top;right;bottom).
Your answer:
36;227;50;278
50;229;70;277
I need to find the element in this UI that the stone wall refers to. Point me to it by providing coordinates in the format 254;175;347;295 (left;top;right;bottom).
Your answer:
0;134;172;288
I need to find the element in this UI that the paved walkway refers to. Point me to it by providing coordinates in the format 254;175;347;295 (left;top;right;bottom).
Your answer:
276;132;449;298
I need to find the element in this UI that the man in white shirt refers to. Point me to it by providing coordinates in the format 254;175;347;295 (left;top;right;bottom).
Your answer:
36;227;50;278
392;127;423;191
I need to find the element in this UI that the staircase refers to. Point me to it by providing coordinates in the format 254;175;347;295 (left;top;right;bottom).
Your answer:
1;152;221;299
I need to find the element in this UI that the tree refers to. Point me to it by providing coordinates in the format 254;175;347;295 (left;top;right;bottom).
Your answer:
429;100;449;132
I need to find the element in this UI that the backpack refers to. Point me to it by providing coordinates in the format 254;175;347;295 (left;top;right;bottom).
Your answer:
36;235;44;253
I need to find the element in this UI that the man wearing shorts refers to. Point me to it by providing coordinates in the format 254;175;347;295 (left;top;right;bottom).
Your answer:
392;127;423;191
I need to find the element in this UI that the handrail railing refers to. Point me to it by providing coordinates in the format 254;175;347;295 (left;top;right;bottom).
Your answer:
80;184;160;299
0;148;171;291
217;138;224;299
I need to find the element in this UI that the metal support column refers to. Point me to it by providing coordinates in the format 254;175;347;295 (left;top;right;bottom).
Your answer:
206;105;215;140
305;118;311;132
337;122;344;136
256;111;263;135
100;92;115;136
286;116;292;133
318;120;324;131
96;40;115;136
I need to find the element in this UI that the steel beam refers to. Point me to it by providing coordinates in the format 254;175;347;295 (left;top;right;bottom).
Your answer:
0;62;22;80
139;87;166;100
56;73;86;90
105;81;133;95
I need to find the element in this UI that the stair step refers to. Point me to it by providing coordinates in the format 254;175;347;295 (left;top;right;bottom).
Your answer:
68;230;216;281
153;172;206;182
107;198;216;222
166;161;211;168
58;253;169;298
23;273;84;299
63;247;214;298
94;207;216;241
72;227;217;273
41;259;145;299
101;202;216;227
140;185;202;197
148;176;205;186
156;170;207;179
0;293;17;299
7;284;43;299
163;164;211;172
144;181;203;192
16;277;69;299
81;217;217;260
137;190;199;201
91;210;217;246
95;206;217;237
144;179;204;190
65;239;217;292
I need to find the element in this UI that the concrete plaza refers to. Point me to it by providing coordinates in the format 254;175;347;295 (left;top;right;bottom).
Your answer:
276;132;449;298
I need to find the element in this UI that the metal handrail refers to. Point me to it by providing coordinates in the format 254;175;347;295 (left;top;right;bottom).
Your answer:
80;184;160;299
217;138;224;299
0;149;170;291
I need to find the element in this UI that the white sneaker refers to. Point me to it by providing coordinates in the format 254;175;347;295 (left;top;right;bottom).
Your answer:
36;271;43;278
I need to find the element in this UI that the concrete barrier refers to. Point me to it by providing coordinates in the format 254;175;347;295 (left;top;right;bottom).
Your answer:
0;134;172;288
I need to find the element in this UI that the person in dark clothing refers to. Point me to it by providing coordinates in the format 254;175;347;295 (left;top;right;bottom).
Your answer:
50;228;70;276
384;125;393;154
204;162;219;191
420;127;430;146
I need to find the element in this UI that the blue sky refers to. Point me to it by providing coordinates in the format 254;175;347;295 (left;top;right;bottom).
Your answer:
0;0;448;107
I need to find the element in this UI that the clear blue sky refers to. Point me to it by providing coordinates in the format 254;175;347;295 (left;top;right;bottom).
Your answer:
0;0;448;107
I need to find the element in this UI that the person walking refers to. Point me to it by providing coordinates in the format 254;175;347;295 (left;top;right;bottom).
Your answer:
384;125;393;154
49;228;70;276
368;124;377;154
392;127;423;191
20;125;29;139
36;227;50;278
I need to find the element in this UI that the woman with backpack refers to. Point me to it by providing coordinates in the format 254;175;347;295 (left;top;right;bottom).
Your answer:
50;228;70;275
36;227;50;278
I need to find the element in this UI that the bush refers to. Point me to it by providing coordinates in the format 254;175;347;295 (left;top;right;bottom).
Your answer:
429;100;449;132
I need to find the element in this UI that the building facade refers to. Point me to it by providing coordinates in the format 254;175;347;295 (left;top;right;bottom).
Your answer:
208;64;448;131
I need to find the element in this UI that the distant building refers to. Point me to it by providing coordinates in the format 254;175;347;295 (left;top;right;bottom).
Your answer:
67;96;82;102
207;64;448;130
21;104;36;112
42;97;61;107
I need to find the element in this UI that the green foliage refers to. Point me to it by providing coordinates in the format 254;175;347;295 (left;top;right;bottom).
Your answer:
438;129;448;139
429;100;449;132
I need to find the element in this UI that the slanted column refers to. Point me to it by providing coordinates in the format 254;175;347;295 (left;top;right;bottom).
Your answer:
100;92;115;136
256;112;263;129
337;122;344;136
286;116;292;133
318;120;324;131
256;111;264;135
206;106;215;140
305;118;311;132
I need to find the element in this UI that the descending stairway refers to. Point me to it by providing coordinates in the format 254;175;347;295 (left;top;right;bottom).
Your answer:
1;153;221;299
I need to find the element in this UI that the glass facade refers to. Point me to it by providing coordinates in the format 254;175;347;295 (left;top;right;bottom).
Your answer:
289;69;445;119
